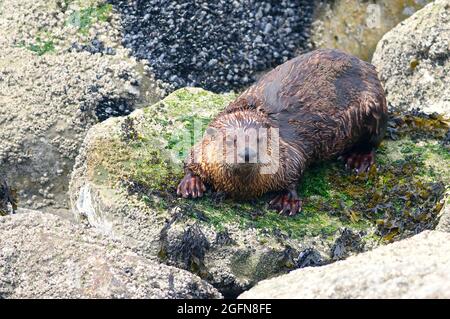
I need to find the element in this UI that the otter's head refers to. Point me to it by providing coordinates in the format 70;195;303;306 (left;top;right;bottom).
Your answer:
195;110;281;182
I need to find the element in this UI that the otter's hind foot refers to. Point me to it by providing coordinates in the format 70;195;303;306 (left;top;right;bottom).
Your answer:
342;149;375;174
177;172;206;199
269;189;302;217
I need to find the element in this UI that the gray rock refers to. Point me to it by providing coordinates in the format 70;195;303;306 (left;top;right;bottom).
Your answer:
437;199;450;233
372;0;450;116
0;212;221;299
0;0;165;215
239;230;450;299
309;0;432;61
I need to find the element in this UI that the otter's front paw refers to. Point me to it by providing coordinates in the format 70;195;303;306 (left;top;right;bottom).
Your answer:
269;190;302;216
177;173;206;199
342;150;375;174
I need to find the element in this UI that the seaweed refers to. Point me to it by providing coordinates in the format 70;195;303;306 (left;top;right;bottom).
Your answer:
275;246;298;270
374;180;445;241
295;248;324;268
330;228;365;260
171;224;211;278
387;109;449;141
157;203;211;278
215;230;235;246
0;178;17;216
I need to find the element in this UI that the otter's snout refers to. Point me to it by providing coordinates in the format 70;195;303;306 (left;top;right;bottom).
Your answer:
238;146;257;163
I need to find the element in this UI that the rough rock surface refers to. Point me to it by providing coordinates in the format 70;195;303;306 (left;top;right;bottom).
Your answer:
372;0;450;116
310;0;432;61
437;199;450;232
69;88;449;296
239;230;450;299
0;212;220;299
0;0;165;214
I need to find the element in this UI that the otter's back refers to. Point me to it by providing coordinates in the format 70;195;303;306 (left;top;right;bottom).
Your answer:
229;49;382;113
226;49;388;159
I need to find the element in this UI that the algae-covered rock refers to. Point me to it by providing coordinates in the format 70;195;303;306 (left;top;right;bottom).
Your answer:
309;0;432;61
0;0;165;215
0;212;220;299
70;88;449;296
239;230;450;299
372;0;450;115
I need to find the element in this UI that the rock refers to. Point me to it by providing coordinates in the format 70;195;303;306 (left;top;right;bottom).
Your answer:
0;0;165;215
0;212;220;299
239;230;450;299
309;0;432;61
372;0;450;116
109;0;316;92
69;88;449;296
437;198;450;233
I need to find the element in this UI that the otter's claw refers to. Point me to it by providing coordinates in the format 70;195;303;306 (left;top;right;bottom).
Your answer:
342;150;375;174
269;190;302;217
177;173;206;199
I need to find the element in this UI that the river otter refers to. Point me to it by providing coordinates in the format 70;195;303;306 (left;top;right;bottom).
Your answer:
177;49;387;216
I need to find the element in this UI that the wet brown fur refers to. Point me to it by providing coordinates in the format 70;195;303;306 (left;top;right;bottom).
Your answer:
185;49;388;199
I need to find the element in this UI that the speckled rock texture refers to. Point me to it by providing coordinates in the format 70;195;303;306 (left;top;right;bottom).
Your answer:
372;0;450;116
239;230;450;299
437;199;450;232
0;0;165;214
0;212;221;299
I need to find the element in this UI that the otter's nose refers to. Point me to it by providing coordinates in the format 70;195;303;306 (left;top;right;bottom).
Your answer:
238;147;257;163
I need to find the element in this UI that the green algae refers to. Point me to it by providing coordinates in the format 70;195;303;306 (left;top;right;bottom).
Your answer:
173;136;447;241
86;88;449;244
66;3;113;34
128;89;236;191
18;36;56;56
13;1;113;55
87;89;236;192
